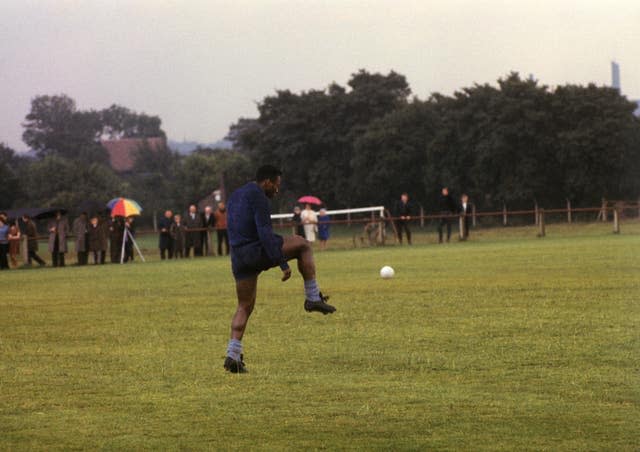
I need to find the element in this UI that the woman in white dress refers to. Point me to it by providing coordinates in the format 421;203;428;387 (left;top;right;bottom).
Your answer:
300;203;318;242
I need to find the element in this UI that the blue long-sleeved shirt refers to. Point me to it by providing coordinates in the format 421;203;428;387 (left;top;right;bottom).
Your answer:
227;182;289;270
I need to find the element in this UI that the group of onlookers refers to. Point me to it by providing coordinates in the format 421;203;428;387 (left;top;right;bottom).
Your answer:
291;204;331;250
0;203;230;270
393;188;472;245
157;203;229;260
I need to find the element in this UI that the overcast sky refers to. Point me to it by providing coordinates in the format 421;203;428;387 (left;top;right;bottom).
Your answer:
1;0;639;151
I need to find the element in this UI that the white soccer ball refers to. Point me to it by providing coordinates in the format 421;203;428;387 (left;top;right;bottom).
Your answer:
380;266;395;279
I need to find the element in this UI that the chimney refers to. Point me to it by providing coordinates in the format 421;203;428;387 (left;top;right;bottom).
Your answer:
611;61;621;91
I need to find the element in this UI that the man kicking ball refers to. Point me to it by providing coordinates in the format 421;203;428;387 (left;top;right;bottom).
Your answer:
224;165;336;373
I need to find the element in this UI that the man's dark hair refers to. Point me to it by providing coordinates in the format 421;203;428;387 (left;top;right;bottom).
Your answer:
256;165;282;183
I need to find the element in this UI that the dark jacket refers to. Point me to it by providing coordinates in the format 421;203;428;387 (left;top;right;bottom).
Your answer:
24;220;39;252
158;216;173;249
438;194;457;213
170;221;186;251
394;200;413;218
227;181;288;270
184;212;203;247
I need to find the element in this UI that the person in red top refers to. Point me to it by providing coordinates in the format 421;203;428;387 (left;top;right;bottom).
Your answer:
214;201;229;256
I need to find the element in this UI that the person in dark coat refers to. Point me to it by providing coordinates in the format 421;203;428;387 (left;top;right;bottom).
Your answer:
72;212;89;265
202;206;215;256
184;204;203;257
158;210;174;260
291;206;305;237
109;217;124;263
170;214;186;258
48;211;69;267
87;214;106;264
21;214;46;266
437;187;457;243
393;192;414;245
459;193;472;240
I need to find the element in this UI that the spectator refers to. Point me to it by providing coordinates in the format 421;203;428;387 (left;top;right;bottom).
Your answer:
437;187;457;243
459;193;471;240
202;205;215;256
170;214;186;258
0;214;9;270
317;208;331;250
21;214;46;267
394;192;414;245
158;210;174;260
291;206;305;237
185;204;203;257
73;212;89;265
109;217;124;263
87;214;106;264
300;203;318;242
8;221;21;268
214;202;229;256
48;211;69;267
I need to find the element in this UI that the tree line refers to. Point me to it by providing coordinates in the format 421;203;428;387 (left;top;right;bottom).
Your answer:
2;70;639;218
231;70;640;212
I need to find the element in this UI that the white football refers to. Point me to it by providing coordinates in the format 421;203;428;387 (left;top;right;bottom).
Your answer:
380;266;395;279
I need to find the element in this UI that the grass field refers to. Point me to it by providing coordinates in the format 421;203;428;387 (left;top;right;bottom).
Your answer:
1;223;639;450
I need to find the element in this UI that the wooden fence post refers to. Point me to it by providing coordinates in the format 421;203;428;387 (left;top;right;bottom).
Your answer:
347;209;351;227
420;206;424;228
458;215;465;240
613;208;620;234
534;201;539;226
472;204;476;227
567;199;572;223
502;203;508;226
537;209;546;237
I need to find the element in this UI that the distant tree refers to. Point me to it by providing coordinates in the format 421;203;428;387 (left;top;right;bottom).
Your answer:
20;155;124;208
551;84;640;204
0;143;28;209
100;104;165;139
229;70;411;208
175;150;252;209
22;94;107;163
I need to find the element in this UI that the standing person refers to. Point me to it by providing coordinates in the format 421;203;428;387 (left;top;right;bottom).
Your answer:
291;206;305;237
87;214;105;264
8;221;21;268
48;211;69;267
214;201;229;256
300;203;318;242
158;210;174;260
72;212;89;265
0;214;9;270
170;214;186;258
109;217;124;263
394;192;414;245
437;187;457;243
21;214;46;267
97;215;109;264
184;204;203;257
317;208;331;250
459;194;471;240
223;165;336;374
202;206;215;256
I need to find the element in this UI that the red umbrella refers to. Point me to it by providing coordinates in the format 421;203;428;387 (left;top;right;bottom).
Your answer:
298;195;322;205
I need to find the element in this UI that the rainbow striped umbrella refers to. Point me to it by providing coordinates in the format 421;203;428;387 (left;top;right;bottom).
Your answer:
107;197;143;217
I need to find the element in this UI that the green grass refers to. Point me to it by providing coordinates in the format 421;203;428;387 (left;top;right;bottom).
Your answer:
1;224;639;450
